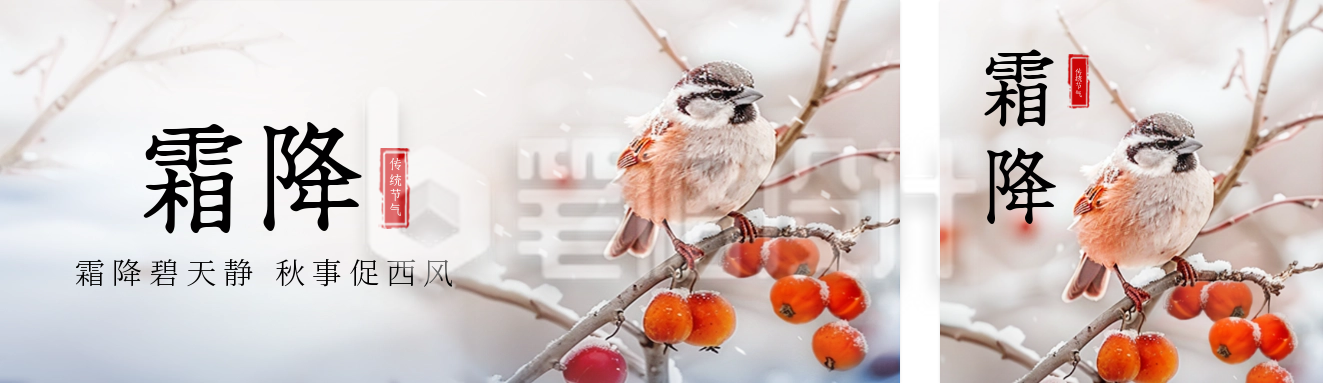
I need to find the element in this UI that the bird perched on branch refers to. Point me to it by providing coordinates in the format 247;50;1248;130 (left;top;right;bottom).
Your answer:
604;61;776;269
1063;112;1214;308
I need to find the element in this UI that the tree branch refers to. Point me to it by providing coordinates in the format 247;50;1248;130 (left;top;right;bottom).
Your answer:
12;37;65;112
1018;260;1323;383
1199;195;1323;235
774;0;850;163
1211;0;1311;211
822;62;900;103
759;148;897;190
130;36;280;63
1221;48;1253;102
941;324;1101;382
1254;112;1323;153
502;217;898;383
786;0;823;52
1056;9;1138;124
0;0;279;171
624;0;690;72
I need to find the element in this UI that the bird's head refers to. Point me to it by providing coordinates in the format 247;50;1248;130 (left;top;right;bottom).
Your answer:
663;61;765;129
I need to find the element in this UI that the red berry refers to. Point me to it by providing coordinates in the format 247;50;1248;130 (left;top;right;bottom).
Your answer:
722;238;766;278
1204;281;1254;320
1253;313;1296;361
764;238;819;279
812;320;867;371
1246;361;1293;383
643;289;692;345
820;271;870;320
769;274;827;324
561;338;627;383
1166;281;1207;320
1134;332;1179;383
1097;330;1140;382
685;291;736;349
1209;317;1259;364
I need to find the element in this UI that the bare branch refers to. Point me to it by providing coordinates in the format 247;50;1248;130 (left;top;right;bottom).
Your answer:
1211;0;1310;211
12;37;65;111
786;0;823;52
624;0;690;72
1018;261;1323;383
775;0;850;163
1199;195;1323;235
1254;112;1323;153
1056;9;1138;123
1221;48;1253;102
503;217;898;383
130;36;280;63
822;62;899;103
759;148;897;190
1289;5;1323;36
941;324;1101;382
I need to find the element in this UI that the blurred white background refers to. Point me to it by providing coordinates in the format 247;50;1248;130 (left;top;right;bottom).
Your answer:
0;1;899;382
940;0;1323;381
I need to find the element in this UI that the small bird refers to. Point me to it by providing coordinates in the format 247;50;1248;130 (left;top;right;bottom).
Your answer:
1063;112;1214;308
604;61;776;269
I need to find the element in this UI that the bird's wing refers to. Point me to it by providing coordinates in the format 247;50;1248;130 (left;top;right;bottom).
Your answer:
1073;165;1123;216
617;116;672;169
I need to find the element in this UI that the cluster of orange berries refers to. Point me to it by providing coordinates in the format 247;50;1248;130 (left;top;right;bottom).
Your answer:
1166;280;1298;382
723;237;872;371
642;289;738;351
1096;330;1179;383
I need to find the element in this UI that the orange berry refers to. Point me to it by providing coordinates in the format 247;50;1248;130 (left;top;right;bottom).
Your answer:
1134;332;1179;383
643;289;692;345
812;320;867;371
1253;313;1296;361
820;271;870;320
1097;330;1141;382
1246;361;1293;383
685;291;736;349
1204;281;1254;320
769;274;827;324
1166;281;1207;320
764;238;819;279
1208;317;1259;364
722;238;766;278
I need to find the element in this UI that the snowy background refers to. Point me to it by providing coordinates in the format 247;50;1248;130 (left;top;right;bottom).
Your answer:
0;1;899;382
939;0;1323;381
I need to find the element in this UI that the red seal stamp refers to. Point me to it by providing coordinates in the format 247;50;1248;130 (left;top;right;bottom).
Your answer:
380;148;409;228
1068;54;1089;109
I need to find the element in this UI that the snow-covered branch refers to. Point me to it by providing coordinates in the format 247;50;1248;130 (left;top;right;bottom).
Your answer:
501;215;898;383
452;263;648;379
1017;255;1323;383
940;303;1101;382
1254;112;1323;153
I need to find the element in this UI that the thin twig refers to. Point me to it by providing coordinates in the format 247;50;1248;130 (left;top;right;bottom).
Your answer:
1254;112;1323;153
1018;261;1323;383
12;37;65;111
1221;48;1253;102
130;36;280;63
759;148;898;190
941;324;1101;383
774;0;850;163
1056;9;1139;123
1288;5;1323;36
1199;195;1323;235
624;0;690;72
786;0;823;52
0;0;279;170
822;62;900;103
502;217;898;383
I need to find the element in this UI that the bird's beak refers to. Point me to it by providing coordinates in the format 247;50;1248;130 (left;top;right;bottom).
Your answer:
731;88;764;106
1174;138;1203;154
